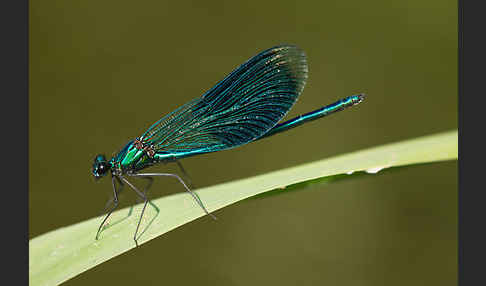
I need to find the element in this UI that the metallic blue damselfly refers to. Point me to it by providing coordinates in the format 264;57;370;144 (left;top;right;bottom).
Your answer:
92;45;365;245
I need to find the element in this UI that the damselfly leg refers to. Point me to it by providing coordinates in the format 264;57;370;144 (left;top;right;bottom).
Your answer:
96;176;120;240
117;175;150;247
135;176;153;204
99;176;124;216
129;172;217;221
175;160;195;188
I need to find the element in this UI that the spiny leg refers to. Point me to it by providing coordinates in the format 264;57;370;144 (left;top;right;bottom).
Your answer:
137;177;160;233
135;176;154;204
96;175;120;240
118;175;149;247
175;160;195;189
99;176;124;216
128;172;217;220
138;176;160;214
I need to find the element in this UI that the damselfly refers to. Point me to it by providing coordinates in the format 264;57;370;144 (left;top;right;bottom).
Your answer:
92;45;365;245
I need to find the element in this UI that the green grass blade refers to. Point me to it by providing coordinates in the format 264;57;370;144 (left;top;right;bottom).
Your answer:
29;130;457;286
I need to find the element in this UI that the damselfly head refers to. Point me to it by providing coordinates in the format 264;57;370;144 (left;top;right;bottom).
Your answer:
92;154;110;179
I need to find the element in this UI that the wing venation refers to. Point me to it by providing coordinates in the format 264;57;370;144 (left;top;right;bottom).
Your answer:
140;45;308;155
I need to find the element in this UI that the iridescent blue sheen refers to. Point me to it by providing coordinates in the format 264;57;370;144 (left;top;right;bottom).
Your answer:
92;45;365;177
257;94;365;140
92;45;366;245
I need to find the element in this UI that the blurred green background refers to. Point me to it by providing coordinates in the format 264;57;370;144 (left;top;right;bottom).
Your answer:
29;0;457;285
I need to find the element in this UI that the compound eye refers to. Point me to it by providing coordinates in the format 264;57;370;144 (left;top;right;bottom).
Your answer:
99;163;108;174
